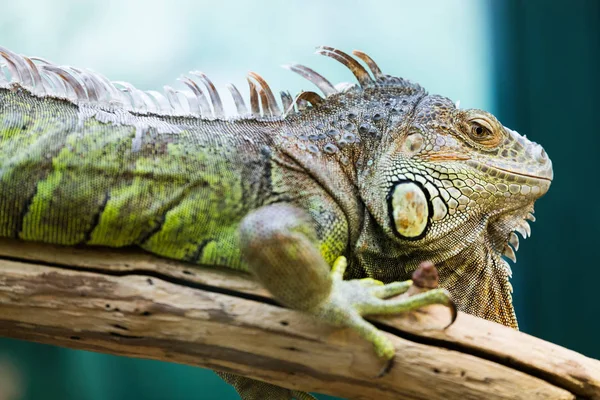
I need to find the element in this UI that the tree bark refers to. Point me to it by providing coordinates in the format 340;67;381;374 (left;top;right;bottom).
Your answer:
0;238;598;400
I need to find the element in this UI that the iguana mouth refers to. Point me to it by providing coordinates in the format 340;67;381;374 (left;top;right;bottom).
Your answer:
491;166;553;182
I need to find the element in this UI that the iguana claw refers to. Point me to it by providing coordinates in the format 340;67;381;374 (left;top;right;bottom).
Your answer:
312;256;454;360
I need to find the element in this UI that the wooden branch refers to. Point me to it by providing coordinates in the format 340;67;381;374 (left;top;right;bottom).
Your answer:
0;238;598;400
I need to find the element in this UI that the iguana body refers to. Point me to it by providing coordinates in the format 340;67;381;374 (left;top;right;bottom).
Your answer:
0;46;552;399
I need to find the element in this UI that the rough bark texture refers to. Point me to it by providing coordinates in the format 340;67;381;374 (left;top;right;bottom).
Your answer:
0;238;598;400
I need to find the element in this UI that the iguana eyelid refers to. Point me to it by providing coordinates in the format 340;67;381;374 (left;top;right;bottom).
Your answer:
469;117;495;133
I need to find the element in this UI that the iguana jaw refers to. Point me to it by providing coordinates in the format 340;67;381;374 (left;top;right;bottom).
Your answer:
363;108;553;270
470;126;554;190
466;137;552;264
466;157;553;198
490;165;553;182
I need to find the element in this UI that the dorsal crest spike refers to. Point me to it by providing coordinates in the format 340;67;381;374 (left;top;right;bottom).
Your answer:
41;64;88;101
135;90;159;114
0;64;9;86
69;67;100;102
0;44;426;121
247;78;260;117
179;76;211;117
190;71;224;118
351;50;384;79
282;64;337;97
22;56;45;95
226;83;248;116
77;68;115;103
163;85;186;114
0;46;34;87
257;87;271;117
27;56;60;95
315;46;374;87
179;91;199;115
248;71;281;116
280;91;293;114
87;68;123;103
145;90;171;113
114;81;146;111
295;91;324;107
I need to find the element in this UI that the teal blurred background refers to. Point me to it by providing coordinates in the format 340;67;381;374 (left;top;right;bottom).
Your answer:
0;0;598;398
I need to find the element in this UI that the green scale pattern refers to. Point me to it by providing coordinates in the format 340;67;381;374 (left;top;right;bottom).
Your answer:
0;89;278;270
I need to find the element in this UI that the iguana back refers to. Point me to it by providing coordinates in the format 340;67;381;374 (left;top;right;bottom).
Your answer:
0;83;297;270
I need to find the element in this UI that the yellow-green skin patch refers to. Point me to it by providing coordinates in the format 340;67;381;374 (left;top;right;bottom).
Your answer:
0;89;290;270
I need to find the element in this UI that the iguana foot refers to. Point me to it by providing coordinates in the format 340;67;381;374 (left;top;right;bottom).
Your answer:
310;256;455;360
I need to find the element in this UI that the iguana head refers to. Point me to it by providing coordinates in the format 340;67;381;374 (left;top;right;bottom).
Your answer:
283;47;552;327
364;92;552;328
379;94;552;259
283;47;552;266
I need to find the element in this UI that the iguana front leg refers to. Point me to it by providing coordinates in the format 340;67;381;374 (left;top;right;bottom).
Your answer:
221;203;454;399
240;203;454;360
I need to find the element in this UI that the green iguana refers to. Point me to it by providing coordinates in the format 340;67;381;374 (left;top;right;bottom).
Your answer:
0;45;552;399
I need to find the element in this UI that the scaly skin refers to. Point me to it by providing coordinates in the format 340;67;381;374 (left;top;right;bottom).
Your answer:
0;46;552;399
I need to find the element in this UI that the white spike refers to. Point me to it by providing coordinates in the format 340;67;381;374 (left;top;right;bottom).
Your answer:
137;91;160;114
515;220;531;238
113;81;146;111
40;70;68;98
227;83;248;116
179;76;212;117
523;221;531;237
180;91;200;115
78;68;120;104
509;232;520;251
0;46;34;87
163;85;185;114
145;90;172;113
526;213;536;222
0;45;334;121
69;67;99;102
22;57;45;96
503;244;517;263
496;257;513;278
455;100;461;109
190;71;225;117
41;65;89;102
514;225;526;239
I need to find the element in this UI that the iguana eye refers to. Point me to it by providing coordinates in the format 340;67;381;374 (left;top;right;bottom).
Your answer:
472;124;487;137
465;117;502;147
469;120;493;141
